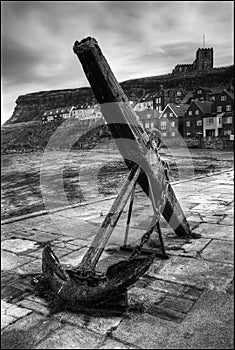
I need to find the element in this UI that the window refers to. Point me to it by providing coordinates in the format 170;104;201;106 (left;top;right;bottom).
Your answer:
171;121;175;127
155;97;161;104
224;130;232;135
197;89;202;94
169;112;173;117
197;120;202;126
162;132;167;137
163;113;167;118
221;95;227;101
218;117;222;124
186;132;191;137
188;111;192;116
161;121;167;130
195;110;199;115
171;132;175;137
145;123;149;128
186;121;190;127
217;106;222;113
226;105;232;112
150;122;154;128
176;91;181;96
206;117;214;124
210;96;215;101
223;117;233;124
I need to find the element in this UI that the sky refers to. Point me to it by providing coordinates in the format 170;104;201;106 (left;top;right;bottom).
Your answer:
1;1;234;125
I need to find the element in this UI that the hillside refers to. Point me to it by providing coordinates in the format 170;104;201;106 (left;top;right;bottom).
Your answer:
4;65;234;126
1;64;234;154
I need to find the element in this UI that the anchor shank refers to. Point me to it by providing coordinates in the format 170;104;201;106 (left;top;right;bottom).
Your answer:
73;37;193;238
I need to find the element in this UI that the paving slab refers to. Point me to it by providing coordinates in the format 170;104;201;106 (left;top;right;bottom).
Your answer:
112;290;234;349
1;312;61;349
55;311;122;335
193;223;234;240
1;239;38;254
200;239;234;264
47;214;99;239
16;299;50;316
13;259;42;275
220;216;234;226
1;300;32;330
147;279;203;301
147;255;233;292
97;338;137;349
1;251;35;271
34;324;104;349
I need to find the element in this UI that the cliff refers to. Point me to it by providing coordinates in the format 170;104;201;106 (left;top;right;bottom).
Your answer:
1;65;234;154
4;65;234;126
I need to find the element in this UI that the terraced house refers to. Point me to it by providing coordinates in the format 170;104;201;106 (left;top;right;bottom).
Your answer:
136;110;161;130
183;100;213;138
210;89;234;138
133;94;154;112
159;103;189;138
42;106;73;123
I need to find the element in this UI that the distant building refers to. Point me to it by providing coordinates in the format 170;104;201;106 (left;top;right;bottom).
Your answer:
136;110;161;130
211;89;234;137
152;86;172;112
70;104;104;122
172;47;213;75
183;100;213;138
192;86;211;101
133;93;155;112
203;114;223;137
159;103;189;138
208;86;225;102
42;106;73;123
181;91;194;105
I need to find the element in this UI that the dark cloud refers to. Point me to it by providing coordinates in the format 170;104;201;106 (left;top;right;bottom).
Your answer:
1;1;234;124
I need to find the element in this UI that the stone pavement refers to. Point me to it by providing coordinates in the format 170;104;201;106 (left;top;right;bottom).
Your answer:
1;169;234;349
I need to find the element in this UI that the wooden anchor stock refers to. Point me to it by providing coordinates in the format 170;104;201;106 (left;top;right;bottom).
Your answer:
73;37;194;242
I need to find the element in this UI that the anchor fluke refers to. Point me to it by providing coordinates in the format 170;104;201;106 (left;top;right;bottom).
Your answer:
41;244;153;307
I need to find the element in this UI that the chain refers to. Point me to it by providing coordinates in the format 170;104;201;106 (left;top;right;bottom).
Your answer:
129;130;169;259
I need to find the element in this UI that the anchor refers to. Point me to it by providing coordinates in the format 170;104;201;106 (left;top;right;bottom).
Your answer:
35;37;198;311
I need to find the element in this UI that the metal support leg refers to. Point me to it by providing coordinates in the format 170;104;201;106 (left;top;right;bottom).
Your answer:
123;182;136;247
156;220;166;256
78;165;141;271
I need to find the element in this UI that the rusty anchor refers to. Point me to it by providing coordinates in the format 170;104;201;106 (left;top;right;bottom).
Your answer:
37;37;197;311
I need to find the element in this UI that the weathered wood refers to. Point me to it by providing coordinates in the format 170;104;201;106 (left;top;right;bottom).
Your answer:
73;37;193;238
78;164;141;271
123;182;136;247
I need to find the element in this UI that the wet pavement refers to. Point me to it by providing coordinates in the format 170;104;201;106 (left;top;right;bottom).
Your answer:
1;169;234;349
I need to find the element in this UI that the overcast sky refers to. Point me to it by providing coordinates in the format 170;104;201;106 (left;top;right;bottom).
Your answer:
1;1;234;124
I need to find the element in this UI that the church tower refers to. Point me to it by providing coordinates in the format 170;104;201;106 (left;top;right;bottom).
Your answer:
194;47;213;71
